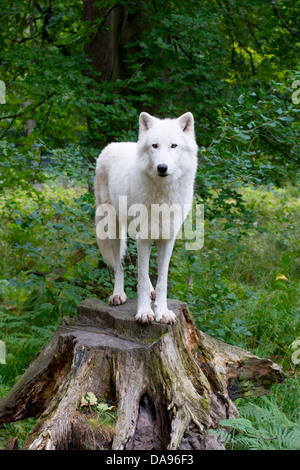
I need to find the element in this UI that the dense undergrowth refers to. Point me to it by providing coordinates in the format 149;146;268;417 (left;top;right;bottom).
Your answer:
0;181;299;449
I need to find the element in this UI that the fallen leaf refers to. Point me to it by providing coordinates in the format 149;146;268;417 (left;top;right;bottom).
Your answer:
276;274;289;282
86;392;98;406
80;396;88;407
97;403;110;412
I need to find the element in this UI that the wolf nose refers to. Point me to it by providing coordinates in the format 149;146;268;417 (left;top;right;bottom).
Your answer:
157;164;168;174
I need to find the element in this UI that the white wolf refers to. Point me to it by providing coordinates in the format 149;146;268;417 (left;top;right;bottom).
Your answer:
94;112;198;324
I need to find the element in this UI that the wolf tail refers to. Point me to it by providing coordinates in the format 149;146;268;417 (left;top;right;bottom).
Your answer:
94;169;126;267
95;228;127;268
95;235;114;267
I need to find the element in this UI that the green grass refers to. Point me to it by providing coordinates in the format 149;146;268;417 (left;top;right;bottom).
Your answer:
0;182;299;449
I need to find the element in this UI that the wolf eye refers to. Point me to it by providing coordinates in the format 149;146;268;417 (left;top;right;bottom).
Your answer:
152;144;158;148
171;144;177;148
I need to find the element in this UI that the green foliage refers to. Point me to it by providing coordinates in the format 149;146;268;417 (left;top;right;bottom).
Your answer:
210;394;300;450
170;186;300;351
0;0;299;450
0;418;37;450
79;392;119;428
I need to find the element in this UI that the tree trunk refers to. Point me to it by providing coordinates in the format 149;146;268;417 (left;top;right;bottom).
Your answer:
83;0;149;151
0;298;285;450
83;0;148;83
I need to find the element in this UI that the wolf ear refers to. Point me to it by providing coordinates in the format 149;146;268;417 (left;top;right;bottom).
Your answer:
178;112;194;134
139;112;155;132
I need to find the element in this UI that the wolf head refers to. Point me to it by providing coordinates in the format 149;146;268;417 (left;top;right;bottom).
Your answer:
137;112;198;182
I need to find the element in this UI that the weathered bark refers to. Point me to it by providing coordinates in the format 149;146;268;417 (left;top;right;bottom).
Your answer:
5;437;19;450
0;298;285;450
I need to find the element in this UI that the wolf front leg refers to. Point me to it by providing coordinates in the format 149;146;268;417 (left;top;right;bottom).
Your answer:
154;238;176;324
136;238;155;323
109;238;127;306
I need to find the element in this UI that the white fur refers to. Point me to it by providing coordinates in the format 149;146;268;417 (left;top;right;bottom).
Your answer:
94;112;198;324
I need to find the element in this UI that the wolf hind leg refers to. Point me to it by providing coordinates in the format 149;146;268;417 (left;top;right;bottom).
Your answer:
149;278;156;300
109;237;127;306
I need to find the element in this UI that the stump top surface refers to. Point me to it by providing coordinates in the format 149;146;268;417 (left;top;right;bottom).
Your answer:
75;297;185;343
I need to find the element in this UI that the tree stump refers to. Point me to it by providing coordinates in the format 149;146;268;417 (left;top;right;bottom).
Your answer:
0;298;285;450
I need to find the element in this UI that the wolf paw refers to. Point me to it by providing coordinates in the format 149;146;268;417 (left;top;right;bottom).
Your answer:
109;293;127;306
150;290;156;301
135;310;155;324
154;309;177;324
